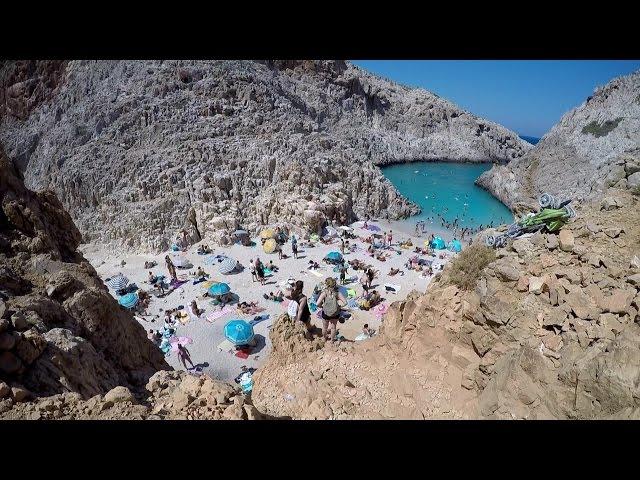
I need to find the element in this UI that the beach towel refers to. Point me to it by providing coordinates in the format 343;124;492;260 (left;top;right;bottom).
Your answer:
346;288;357;298
170;279;188;289
249;314;270;327
355;333;372;342
216;339;235;352
187;305;202;321
263;268;274;277
169;336;193;351
192;277;208;285
347;298;360;309
374;303;389;318
308;270;323;278
206;306;235;323
235;350;250;360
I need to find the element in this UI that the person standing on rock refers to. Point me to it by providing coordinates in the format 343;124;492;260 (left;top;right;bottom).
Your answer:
177;343;195;370
316;277;347;342
165;255;177;282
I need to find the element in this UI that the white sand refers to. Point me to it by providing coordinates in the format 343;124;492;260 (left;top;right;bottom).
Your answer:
80;220;458;383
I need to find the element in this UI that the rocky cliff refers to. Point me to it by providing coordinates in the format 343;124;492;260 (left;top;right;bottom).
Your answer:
252;188;640;419
477;70;640;211
0;60;529;252
0;146;170;411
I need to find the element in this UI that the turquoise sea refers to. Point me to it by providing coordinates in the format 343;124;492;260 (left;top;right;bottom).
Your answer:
382;161;513;236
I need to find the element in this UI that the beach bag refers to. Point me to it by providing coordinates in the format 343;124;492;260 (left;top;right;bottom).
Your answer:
323;289;339;317
287;299;299;318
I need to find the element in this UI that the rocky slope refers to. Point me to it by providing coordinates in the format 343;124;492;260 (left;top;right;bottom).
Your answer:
252;188;640;419
478;70;640;212
1;370;262;420
0;60;529;251
0;146;169;410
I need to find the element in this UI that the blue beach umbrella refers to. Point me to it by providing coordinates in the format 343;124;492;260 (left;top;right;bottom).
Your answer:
118;292;138;309
430;236;447;250
449;240;462;252
224;319;255;346
326;251;343;262
208;282;231;296
108;274;129;291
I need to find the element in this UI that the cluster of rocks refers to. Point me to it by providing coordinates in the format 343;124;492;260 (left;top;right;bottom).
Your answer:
1;370;261;420
0;60;529;251
0;146;169;415
251;187;640;419
478;70;640;211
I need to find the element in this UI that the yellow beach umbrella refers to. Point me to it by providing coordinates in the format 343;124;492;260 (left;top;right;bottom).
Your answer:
260;229;276;239
263;238;277;254
201;280;217;290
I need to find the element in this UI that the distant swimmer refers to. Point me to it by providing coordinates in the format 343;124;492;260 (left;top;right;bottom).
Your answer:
414;170;419;173
463;203;469;206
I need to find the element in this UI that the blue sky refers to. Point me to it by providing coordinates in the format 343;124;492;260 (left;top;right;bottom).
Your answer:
351;60;640;138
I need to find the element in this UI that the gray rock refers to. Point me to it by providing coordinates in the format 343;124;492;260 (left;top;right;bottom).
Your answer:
0;60;529;252
546;234;559;250
104;386;136;404
477;71;640;209
0;381;10;399
627;171;640;189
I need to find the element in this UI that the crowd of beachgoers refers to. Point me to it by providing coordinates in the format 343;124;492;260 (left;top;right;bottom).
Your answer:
84;218;461;386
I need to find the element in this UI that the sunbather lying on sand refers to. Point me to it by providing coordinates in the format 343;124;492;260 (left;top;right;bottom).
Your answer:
144;261;157;269
308;260;320;270
194;266;208;279
263;290;284;302
388;268;404;276
237;301;262;315
197;244;212;255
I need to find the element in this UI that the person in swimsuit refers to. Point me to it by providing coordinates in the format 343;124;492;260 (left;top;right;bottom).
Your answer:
249;258;257;282
316;277;347;342
292;238;298;259
255;259;266;285
165;255;177;282
291;280;312;336
177;344;195;370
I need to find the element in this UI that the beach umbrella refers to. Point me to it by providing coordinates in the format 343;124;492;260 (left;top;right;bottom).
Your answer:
108;274;129;291
449;240;462;252
224;319;255;346
326;251;343;262
430;236;447;250
260;229;275;239
218;257;238;274
118;292;138;309
208;282;230;296
263;238;277;254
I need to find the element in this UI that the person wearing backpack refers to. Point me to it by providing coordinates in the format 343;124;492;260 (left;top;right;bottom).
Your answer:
316;277;347;342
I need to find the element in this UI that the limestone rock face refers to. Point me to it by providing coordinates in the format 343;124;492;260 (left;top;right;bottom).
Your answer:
478;70;640;209
252;188;640;419
0;147;168;402
1;60;529;252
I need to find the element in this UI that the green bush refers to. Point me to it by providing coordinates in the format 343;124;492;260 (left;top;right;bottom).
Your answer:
581;118;623;137
447;244;496;290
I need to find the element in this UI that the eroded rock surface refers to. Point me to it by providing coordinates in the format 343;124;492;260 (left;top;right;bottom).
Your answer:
1;60;529;251
253;189;640;419
478;70;640;210
0;146;168;410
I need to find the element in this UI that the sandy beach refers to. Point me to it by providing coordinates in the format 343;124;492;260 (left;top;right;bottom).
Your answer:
80;219;458;383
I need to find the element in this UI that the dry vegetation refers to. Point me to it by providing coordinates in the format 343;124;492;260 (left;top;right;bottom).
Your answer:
447;244;496;290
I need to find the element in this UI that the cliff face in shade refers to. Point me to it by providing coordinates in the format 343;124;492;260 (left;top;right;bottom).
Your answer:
0;145;169;401
0;60;529;252
477;70;640;211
